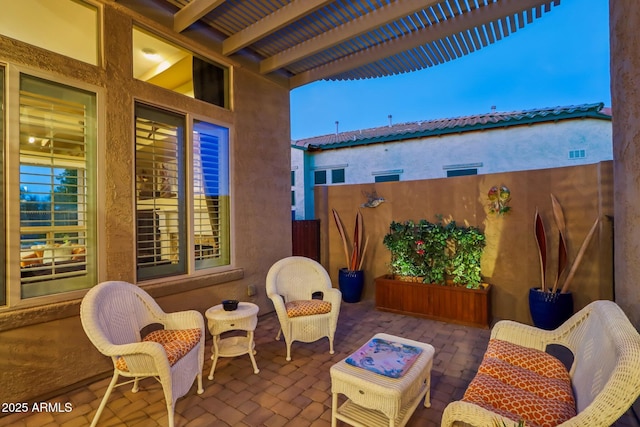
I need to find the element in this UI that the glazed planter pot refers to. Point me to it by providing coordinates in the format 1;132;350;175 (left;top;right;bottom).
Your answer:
374;275;492;328
528;288;573;330
338;268;364;303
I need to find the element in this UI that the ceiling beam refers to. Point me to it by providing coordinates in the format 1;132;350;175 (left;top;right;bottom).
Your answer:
223;0;334;56
289;0;552;88
174;0;225;33
260;0;440;75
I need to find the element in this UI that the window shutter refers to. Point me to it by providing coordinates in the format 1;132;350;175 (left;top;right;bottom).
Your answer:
135;105;186;279
19;80;90;287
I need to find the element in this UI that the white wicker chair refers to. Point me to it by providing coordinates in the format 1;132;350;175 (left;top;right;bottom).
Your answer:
80;281;205;427
266;256;342;361
441;300;640;427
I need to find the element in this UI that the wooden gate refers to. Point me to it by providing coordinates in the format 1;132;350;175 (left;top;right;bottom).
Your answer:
292;220;320;262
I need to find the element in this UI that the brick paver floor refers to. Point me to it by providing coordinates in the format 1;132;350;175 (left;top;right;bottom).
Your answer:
2;300;638;427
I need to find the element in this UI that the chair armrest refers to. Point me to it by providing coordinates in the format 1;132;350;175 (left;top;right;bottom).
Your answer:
490;320;557;350
162;310;205;330
324;288;342;309
442;400;516;427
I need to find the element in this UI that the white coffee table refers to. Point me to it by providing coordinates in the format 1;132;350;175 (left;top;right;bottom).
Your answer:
330;333;435;427
205;302;260;380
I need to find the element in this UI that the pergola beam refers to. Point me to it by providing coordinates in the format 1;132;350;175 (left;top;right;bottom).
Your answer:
174;0;224;33
290;0;553;88
223;0;334;56
260;0;440;75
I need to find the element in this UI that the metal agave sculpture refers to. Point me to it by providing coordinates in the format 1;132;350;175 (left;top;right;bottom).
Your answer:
332;209;369;271
534;194;599;294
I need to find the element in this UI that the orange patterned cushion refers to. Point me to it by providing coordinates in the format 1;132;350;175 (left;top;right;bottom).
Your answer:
285;300;332;318
116;328;201;371
485;339;571;381
463;339;576;427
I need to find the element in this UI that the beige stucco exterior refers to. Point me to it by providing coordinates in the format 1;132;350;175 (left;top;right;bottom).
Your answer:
611;1;640;331
0;3;291;404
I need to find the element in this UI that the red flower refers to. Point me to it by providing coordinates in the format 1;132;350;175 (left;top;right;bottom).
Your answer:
416;240;424;246
416;249;425;255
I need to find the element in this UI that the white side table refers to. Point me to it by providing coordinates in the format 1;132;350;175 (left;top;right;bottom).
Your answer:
205;302;260;380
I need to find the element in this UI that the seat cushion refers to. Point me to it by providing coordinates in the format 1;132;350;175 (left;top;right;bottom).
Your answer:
462;339;576;427
285;299;332;317
116;328;202;371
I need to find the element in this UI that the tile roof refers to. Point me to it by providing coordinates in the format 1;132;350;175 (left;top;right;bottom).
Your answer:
291;102;611;150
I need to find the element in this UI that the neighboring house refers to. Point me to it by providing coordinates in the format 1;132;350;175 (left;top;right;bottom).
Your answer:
291;103;612;219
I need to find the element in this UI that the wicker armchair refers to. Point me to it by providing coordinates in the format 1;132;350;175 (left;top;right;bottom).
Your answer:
266;256;342;361
441;300;640;427
80;281;205;427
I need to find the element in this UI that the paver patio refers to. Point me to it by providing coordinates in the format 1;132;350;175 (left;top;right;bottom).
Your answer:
2;300;638;427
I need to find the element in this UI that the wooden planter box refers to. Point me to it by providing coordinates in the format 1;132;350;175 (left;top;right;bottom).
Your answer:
375;275;492;328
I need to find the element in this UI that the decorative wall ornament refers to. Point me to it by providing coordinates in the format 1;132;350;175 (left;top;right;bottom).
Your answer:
488;185;511;215
361;190;385;208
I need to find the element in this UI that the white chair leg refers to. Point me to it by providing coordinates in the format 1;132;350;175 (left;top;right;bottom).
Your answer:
275;328;282;341
90;372;119;427
132;376;140;393
329;336;335;354
286;340;292;361
167;402;175;427
197;372;204;394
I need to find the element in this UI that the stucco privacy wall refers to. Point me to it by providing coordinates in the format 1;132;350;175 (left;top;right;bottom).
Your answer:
317;162;614;325
611;1;640;331
0;3;291;404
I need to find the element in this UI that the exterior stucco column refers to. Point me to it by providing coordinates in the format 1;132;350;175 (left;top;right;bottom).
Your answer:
611;1;640;329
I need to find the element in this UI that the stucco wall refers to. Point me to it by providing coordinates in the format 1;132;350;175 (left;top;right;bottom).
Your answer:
317;162;613;325
610;0;640;331
293;118;612;220
0;3;290;404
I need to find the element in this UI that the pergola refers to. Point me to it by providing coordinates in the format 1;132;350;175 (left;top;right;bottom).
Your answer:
118;0;560;88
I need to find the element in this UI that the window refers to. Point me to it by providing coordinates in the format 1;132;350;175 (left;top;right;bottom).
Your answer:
447;169;477;177
135;104;231;280
0;67;4;306
291;170;295;186
314;170;327;185
375;174;399;182
569;149;586;159
332;168;345;183
133;27;229;109
135;104;186;280
0;0;99;65
18;74;97;299
193;120;230;270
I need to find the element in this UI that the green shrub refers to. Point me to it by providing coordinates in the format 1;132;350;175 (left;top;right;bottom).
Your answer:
382;217;486;288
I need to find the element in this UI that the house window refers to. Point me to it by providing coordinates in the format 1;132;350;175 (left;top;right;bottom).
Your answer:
447;169;477;177
18;74;97;299
314;170;327;185
192;120;230;270
375;174;400;182
569;149;586;159
0;67;4;306
291;170;295;186
133;27;229;109
135;104;187;280
291;191;296;206
0;0;99;65
332;168;345;183
135;104;231;279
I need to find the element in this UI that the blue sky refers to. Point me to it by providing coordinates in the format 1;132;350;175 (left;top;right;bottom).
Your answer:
290;0;610;141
